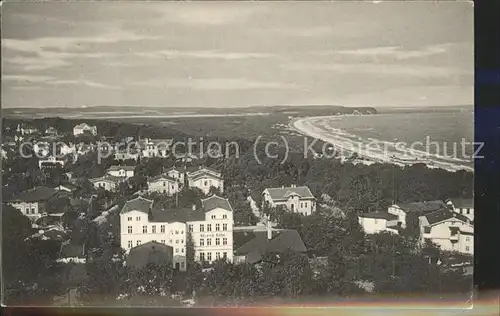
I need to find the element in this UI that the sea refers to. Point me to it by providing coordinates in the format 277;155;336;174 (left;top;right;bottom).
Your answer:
297;109;474;170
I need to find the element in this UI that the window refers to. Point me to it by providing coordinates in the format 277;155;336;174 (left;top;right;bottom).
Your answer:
136;240;141;246
216;252;220;260
200;252;205;261
211;215;216;219
172;185;174;190
161;225;165;233
200;239;204;246
163;182;166;186
181;230;184;234
216;238;220;245
181;248;184;253
175;230;179;234
204;181;208;186
466;246;470;252
128;241;133;248
207;252;212;261
207;238;212;246
25;208;29;213
161;240;165;244
152;225;156;233
466;209;470;215
189;224;193;232
223;252;227;258
223;224;227;231
136;216;140;221
207;224;212;232
223;238;227;245
176;248;179;253
223;215;227;219
180;262;185;269
216;224;220;231
466;237;470;242
305;202;308;208
128;217;132;221
176;239;179;244
300;203;303;208
424;227;431;234
143;225;147;233
200;224;204;232
127;226;132;234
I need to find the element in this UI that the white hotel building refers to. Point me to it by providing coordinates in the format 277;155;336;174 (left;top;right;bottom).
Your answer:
120;195;234;270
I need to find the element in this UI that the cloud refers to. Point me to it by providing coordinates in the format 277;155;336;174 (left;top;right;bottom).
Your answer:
287;61;466;79
2;74;56;82
46;79;121;89
133;78;298;90
333;44;452;60
160;5;262;26
135;49;274;60
2;28;157;71
3;74;120;89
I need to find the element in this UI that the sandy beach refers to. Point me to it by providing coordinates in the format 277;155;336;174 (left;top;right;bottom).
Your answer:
292;116;474;173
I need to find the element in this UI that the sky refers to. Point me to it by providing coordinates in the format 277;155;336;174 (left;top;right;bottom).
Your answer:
2;1;474;108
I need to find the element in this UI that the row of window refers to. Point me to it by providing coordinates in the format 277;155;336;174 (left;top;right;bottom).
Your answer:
199;251;227;261
210;215;228;220
195;223;228;232
25;208;37;214
126;225;184;234
199;237;227;246
127;240;185;249
127;216;142;221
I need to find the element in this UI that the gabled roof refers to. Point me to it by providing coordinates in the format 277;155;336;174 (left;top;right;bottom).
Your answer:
108;165;135;172
150;207;206;223
235;229;307;263
264;186;315;201
89;175;123;183
393;200;446;214
186;166;221;176
189;171;222;181
148;174;178;183
74;123;95;129
359;211;398;220
201;195;233;212
446;198;473;209
127;241;173;269
424;208;471;226
8;186;58;202
120;196;153;215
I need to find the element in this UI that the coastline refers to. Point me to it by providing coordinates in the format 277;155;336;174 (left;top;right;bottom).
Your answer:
290;116;474;173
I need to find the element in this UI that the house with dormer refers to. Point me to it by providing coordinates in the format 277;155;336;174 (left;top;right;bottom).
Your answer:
73;123;97;136
119;195;234;270
186;166;224;194
147;174;181;196
89;175;123;191
446;198;474;221
107;165;135;179
418;208;473;254
262;185;316;215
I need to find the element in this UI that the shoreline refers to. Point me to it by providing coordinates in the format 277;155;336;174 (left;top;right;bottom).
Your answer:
290;116;474;173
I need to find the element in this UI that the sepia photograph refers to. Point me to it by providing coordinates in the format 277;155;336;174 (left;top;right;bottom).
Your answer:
1;0;476;308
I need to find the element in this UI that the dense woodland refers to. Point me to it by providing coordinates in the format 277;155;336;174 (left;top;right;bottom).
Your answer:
2;117;473;305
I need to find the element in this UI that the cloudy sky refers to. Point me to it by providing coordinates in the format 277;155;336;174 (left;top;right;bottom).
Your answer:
2;1;473;108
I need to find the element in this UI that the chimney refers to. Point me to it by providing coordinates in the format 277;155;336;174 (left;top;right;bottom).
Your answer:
291;184;296;188
192;204;196;211
281;185;284;189
267;218;272;240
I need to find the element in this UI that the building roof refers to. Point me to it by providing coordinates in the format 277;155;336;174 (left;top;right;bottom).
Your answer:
264;186;315;201
108;165;135;172
60;243;85;258
446;198;473;209
424;208;471;226
394;200;447;214
235;229;307;263
149;207;206;223
148;174;178;183
201;195;233;212
127;241;173;269
8;186;58;202
74;123;95;129
186;166;221;176
89;175;123;183
359;211;398;220
120;196;154;215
